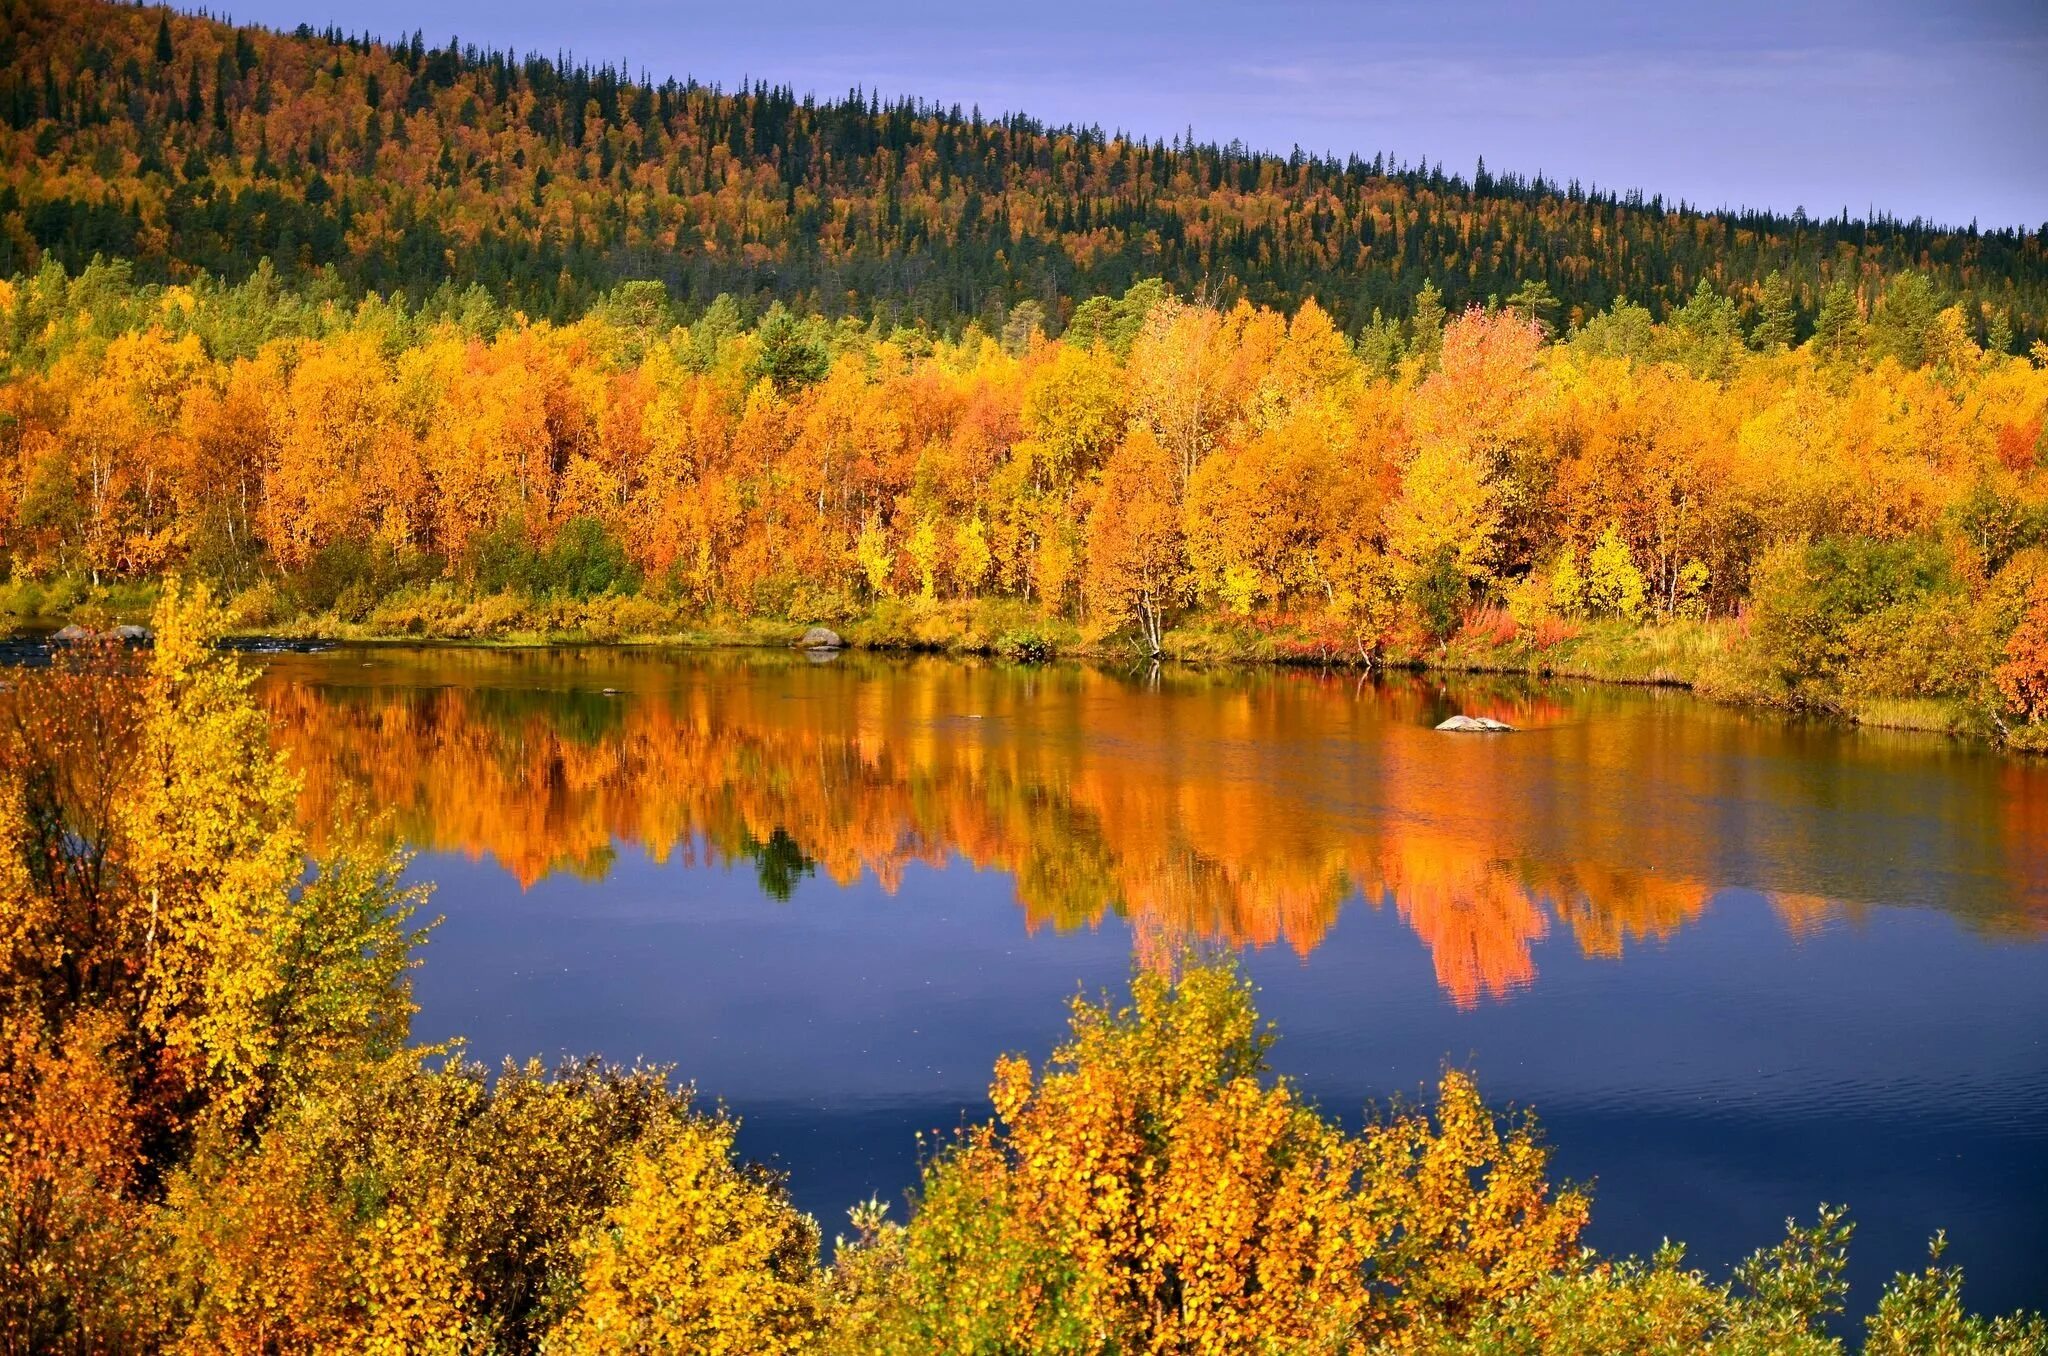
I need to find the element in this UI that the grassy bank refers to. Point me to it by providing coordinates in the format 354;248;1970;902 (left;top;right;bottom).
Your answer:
4;575;2037;747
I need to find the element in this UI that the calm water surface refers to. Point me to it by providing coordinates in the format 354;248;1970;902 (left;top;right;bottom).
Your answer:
253;645;2048;1314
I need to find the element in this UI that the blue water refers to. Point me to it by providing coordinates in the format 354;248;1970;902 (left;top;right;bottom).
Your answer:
254;646;2048;1316
399;846;2047;1313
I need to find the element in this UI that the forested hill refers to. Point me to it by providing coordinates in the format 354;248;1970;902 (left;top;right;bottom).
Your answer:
4;0;2046;343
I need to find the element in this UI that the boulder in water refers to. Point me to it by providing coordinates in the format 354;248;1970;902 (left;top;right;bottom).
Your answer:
107;623;153;644
1435;714;1514;732
796;625;844;651
51;624;92;643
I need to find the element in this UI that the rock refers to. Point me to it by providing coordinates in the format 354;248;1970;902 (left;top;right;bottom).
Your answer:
51;624;92;643
107;623;153;644
1435;714;1514;733
796;625;843;651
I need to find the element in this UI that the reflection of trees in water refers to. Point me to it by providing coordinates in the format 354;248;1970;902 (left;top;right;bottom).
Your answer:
741;827;816;902
2004;762;2048;927
258;649;2047;1008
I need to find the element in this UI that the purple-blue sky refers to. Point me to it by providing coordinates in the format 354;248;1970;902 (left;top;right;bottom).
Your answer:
205;0;2048;229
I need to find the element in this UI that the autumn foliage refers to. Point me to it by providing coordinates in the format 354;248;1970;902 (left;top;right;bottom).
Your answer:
1996;586;2048;723
6;260;2048;736
545;1115;822;1354
831;966;1588;1352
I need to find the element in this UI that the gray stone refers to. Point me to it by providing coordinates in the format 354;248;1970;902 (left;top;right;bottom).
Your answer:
51;624;92;643
1435;714;1514;732
107;623;153;644
796;625;844;651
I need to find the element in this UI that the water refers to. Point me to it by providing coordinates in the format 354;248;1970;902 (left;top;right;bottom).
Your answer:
250;644;2048;1314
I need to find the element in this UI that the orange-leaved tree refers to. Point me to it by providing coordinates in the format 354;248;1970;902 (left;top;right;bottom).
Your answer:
1996;585;2048;724
1084;427;1186;654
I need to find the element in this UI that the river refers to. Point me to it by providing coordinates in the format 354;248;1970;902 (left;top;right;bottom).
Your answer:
251;644;2048;1315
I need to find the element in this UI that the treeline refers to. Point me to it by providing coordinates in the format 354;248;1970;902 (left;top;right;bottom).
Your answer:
3;0;2047;340
3;596;2043;1350
6;262;2048;739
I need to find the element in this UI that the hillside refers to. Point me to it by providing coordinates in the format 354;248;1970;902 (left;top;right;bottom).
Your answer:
2;0;2046;341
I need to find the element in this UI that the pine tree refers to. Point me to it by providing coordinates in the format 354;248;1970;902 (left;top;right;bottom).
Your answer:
1751;271;1797;352
1410;279;1447;362
1811;281;1863;366
1506;278;1560;336
1987;309;2015;357
1868;272;1942;368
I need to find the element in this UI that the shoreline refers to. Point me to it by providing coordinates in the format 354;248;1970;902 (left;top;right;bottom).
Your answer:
6;599;2020;750
246;614;2011;750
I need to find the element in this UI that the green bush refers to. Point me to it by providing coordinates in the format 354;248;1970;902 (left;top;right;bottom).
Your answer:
996;628;1055;663
1742;537;1952;706
1949;479;2048;576
1840;596;1989;700
182;505;267;595
1409;546;1469;643
535;518;640;599
462;517;640;601
291;538;441;619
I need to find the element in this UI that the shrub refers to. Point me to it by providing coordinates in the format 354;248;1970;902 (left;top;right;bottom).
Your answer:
182;506;266;596
290;538;439;619
1459;602;1519;647
996;628;1055;663
223;579;286;629
1584;523;1647;620
463;519;537;597
158;1054;712;1354
1841;596;1988;700
1742;538;1951;705
463;517;640;602
1409;546;1470;643
536;517;640;600
544;1115;821;1354
0;1010;157;1352
837;966;1588;1351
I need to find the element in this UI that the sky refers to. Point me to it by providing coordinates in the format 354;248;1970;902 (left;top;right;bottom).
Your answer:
205;0;2048;230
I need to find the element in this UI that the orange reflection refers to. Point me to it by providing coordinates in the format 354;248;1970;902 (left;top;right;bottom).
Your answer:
257;650;2046;1008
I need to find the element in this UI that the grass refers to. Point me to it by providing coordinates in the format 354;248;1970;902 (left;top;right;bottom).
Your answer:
0;576;162;627
1404;616;1735;687
1842;697;1985;737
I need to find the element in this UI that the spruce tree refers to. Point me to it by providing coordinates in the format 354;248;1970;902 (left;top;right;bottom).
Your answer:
1987;309;2015;357
1751;271;1797;352
1811;281;1863;365
1410;279;1446;361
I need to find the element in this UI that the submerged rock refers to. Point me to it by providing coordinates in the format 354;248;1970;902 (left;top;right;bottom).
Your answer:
796;625;844;651
1435;714;1514;732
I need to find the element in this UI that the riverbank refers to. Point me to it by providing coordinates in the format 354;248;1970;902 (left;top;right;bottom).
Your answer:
7;579;2038;749
258;597;2020;746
